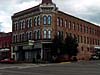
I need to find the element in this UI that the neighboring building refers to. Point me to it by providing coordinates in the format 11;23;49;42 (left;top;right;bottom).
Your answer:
11;0;100;62
0;32;12;60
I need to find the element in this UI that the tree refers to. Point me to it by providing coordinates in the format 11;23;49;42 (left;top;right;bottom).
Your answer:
51;35;78;62
64;35;78;60
51;35;63;56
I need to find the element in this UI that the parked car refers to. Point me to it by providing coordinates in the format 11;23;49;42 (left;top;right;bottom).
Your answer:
0;58;16;64
90;55;99;60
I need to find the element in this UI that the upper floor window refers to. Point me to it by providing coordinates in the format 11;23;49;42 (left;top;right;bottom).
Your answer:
34;31;37;39
57;31;63;38
69;21;71;29
60;18;63;26
37;30;40;39
43;30;47;39
34;17;37;26
73;23;75;30
80;25;82;32
26;20;29;28
77;24;79;31
29;19;32;28
28;32;32;40
65;20;67;28
37;16;40;26
22;20;25;29
57;17;60;26
43;16;47;25
48;30;51;39
48;15;52;25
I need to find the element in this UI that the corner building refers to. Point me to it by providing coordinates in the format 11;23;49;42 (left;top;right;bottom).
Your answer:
12;0;100;62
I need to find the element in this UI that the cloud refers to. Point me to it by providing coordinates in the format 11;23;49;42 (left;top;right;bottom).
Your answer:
0;0;100;32
53;0;100;25
0;0;41;32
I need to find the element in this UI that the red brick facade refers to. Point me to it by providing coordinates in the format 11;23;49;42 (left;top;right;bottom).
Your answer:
11;0;100;61
0;32;12;60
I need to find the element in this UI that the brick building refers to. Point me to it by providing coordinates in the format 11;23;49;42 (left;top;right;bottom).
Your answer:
11;0;100;62
0;32;12;60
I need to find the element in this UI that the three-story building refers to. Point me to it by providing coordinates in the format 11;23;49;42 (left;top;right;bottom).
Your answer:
12;0;100;62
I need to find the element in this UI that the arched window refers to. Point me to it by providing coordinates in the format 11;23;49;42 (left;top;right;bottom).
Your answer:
34;31;37;39
48;15;51;25
22;33;24;41
29;32;32;40
34;17;37;26
22;21;25;29
48;30;51;39
43;16;47;25
37;16;40;26
29;19;32;27
43;30;47;39
37;30;40;39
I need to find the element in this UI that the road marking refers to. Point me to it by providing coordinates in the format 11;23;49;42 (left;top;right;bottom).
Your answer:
60;62;71;64
0;66;18;70
0;64;49;70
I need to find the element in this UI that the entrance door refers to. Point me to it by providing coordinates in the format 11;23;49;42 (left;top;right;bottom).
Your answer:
17;46;25;61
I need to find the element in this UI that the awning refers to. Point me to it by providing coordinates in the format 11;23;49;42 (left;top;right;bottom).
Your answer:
0;48;10;52
94;46;100;49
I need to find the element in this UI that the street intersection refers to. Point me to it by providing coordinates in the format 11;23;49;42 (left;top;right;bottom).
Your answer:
0;61;100;75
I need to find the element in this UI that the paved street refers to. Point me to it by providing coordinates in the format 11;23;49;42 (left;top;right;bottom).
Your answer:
0;61;100;75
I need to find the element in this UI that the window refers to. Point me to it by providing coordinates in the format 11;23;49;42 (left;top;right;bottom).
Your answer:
22;34;24;41
13;23;15;31
19;34;21;42
87;37;89;44
80;36;83;43
43;30;47;39
13;36;15;43
26;20;29;28
86;27;88;33
57;31;63;38
69;21;71;29
29;19;32;27
60;18;63;26
84;36;86;44
80;25;82;32
81;47;83;51
43;16;47;25
57;17;60;26
22;21;25;29
90;28;92;34
65;20;67;28
34;17;37;26
34;31;37;39
37;30;40;39
77;35;80;43
21;21;23;30
37;16;40;26
77;24;79;31
57;31;60;36
48;15;51;25
29;32;32;40
73;23;75;30
16;35;18;42
48;30;51;39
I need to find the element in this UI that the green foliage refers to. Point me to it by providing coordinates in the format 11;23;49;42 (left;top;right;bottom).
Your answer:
51;35;78;57
64;35;78;56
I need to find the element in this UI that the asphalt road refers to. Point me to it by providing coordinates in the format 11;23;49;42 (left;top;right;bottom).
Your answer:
0;60;100;75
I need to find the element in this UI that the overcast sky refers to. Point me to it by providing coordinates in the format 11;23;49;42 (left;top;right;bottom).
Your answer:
0;0;100;32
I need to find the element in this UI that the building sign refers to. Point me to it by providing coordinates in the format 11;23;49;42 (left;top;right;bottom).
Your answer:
34;43;42;49
28;40;34;46
23;45;33;50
